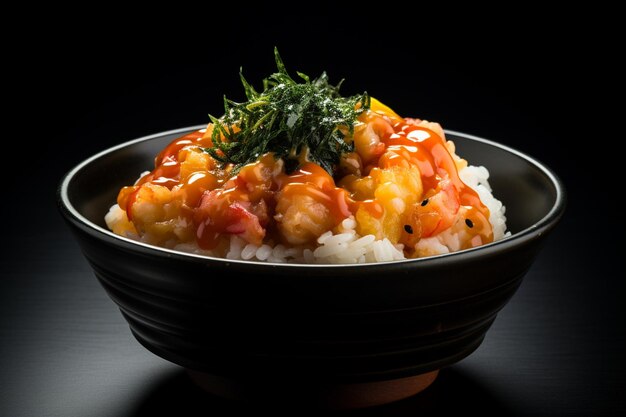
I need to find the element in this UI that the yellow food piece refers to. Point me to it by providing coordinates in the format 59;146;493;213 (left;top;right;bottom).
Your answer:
370;97;403;122
179;149;213;181
338;174;376;201
130;183;193;245
355;165;423;243
275;192;335;245
355;205;382;239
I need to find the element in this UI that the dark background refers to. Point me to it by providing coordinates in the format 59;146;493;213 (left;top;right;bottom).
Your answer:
2;14;623;416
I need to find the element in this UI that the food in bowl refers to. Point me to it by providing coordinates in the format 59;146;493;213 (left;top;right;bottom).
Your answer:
106;50;508;263
60;90;565;408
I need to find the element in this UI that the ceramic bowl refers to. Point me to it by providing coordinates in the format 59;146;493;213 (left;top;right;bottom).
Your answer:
58;126;565;408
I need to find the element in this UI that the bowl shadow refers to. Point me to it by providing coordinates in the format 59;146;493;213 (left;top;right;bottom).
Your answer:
125;366;515;416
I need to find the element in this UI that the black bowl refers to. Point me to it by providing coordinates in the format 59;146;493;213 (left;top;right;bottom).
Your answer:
58;126;565;408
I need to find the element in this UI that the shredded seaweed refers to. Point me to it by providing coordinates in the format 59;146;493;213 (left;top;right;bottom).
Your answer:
204;47;370;174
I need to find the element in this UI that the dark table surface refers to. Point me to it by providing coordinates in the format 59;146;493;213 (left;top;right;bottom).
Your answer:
2;19;623;416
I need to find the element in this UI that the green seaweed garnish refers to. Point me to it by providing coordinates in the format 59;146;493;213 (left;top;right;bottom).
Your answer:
204;47;370;174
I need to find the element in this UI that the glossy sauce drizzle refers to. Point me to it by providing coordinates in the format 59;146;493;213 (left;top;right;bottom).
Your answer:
379;119;493;246
118;113;494;251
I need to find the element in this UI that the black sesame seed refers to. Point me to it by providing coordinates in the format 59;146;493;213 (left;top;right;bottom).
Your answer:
404;224;414;234
465;219;474;228
421;199;429;206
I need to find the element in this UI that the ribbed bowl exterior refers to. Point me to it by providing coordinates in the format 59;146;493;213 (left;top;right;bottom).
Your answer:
59;127;565;383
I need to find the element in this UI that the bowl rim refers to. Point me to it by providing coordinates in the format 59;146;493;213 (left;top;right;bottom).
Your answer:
59;125;566;268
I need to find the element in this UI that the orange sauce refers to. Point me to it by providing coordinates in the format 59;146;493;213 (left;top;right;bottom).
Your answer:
384;122;493;246
276;162;352;222
385;123;490;215
118;113;493;252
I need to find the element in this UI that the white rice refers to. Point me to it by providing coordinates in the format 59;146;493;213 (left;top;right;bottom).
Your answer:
459;165;510;242
106;164;508;264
